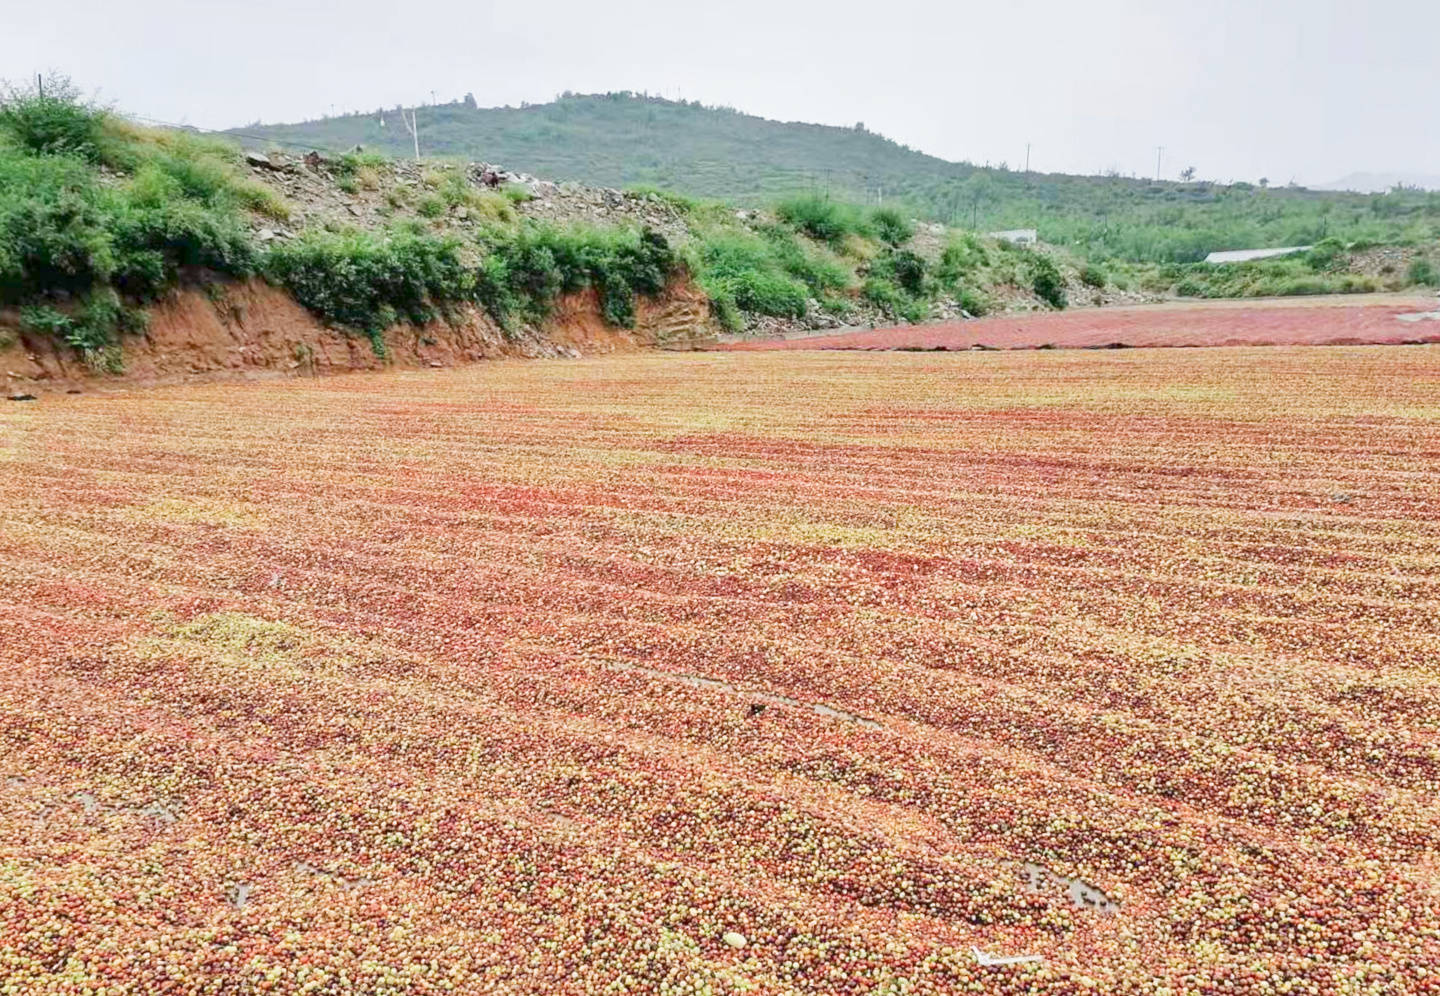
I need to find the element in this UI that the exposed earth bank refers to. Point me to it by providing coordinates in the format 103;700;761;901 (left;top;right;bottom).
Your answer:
3;277;716;394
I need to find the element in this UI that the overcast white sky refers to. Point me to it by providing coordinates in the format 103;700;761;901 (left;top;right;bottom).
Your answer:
5;0;1438;185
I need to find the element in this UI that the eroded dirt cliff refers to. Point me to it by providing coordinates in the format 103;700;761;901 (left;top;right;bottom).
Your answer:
2;277;716;395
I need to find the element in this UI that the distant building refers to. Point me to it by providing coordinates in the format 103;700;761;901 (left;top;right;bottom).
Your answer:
988;229;1038;245
1204;246;1312;264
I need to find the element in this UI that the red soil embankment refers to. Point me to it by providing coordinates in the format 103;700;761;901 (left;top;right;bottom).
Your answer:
2;277;715;394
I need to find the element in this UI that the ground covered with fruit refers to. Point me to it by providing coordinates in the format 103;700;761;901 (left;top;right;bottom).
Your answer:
2;345;1439;994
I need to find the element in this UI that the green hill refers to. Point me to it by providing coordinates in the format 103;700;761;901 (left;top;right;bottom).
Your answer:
233;92;1440;264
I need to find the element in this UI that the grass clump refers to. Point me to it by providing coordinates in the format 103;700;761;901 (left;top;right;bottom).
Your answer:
776;194;871;247
869;206;913;247
626;185;697;213
332;151;386;194
689;228;854;331
1408;257;1439;287
415;165;519;223
1079;263;1108;288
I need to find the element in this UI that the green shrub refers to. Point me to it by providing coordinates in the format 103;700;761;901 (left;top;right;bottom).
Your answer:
957;287;988;316
19;290;143;371
1274;277;1329;296
0;151;116;300
1079;264;1108;288
109;198;257;296
0;77;107;163
268;222;680;343
870;206;913;246
707;293;744;332
727;269;809;317
1030;254;1067;308
18;303;74;339
1408;258;1439;287
868;248;928;296
861;277;927;323
693;231;810;322
0;88;289;354
1306;237;1347;272
937;234;988;288
755;224;851;296
334;150;388;177
479;224;678;328
1339;275;1380;293
263;228;472;347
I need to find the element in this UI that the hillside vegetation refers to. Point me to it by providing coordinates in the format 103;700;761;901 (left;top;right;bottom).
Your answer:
1;83;1118;371
234;92;1440;264
0;83;692;366
7;84;1437;379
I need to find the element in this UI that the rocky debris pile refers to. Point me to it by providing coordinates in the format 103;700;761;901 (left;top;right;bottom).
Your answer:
239;150;692;246
1347;245;1430;281
517;183;691;245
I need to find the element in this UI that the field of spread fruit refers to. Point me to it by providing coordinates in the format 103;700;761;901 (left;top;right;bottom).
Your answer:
2;345;1439;994
723;298;1440;352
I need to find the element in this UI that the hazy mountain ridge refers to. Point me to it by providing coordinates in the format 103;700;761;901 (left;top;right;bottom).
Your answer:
228;92;1440;263
1315;172;1440;194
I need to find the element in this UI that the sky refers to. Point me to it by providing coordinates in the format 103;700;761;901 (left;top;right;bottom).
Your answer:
5;0;1439;187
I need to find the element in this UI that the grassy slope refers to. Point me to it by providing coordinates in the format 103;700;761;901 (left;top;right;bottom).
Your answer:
233;93;1440;263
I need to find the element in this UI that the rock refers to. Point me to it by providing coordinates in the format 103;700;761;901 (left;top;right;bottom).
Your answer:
7;394;37;402
245;151;276;169
722;931;747;949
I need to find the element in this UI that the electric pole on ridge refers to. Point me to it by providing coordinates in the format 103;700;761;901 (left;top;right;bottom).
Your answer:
402;107;420;159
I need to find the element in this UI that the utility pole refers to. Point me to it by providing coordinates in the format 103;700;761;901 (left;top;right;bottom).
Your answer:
36;73;43;98
1025;143;1031;173
402;108;420;159
1155;146;1165;181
